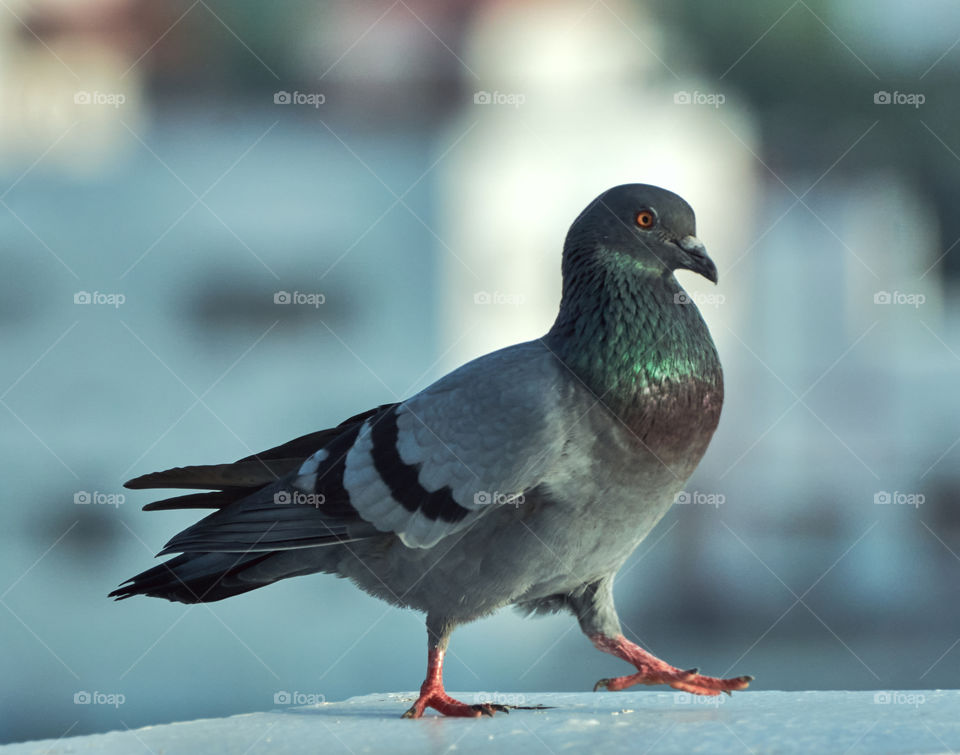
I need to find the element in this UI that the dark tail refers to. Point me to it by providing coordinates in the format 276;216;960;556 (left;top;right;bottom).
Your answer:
109;551;282;603
112;405;394;604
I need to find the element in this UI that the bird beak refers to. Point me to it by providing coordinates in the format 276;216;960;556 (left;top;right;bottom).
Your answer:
674;235;718;284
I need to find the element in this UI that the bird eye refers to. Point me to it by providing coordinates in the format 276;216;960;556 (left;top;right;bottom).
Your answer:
635;210;656;229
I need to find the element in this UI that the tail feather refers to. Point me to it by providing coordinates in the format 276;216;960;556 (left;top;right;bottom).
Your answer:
113;403;397;603
125;459;297;491
142;490;243;512
155;482;375;555
108;551;278;603
124;404;395;497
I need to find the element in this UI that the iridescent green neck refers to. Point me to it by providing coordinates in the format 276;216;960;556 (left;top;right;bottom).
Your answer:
544;247;722;409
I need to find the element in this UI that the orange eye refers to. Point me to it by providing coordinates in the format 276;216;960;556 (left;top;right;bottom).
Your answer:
635;210;655;228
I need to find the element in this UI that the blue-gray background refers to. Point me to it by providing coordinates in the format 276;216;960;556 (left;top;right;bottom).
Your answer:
2;0;959;744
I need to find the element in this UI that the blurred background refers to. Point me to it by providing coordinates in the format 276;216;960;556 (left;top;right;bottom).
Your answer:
1;0;959;744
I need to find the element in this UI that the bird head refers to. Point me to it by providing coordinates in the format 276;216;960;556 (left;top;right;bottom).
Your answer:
565;184;717;284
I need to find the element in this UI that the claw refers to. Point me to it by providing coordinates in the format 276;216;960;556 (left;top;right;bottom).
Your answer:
475;704;509;716
588;634;754;698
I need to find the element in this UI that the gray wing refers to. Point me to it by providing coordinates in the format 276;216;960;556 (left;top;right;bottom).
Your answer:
156;340;573;554
336;339;573;547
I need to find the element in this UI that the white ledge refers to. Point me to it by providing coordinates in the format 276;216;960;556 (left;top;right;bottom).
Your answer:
3;691;957;754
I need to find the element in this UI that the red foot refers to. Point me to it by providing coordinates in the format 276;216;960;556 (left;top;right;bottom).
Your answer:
402;645;507;719
402;685;506;719
590;634;753;697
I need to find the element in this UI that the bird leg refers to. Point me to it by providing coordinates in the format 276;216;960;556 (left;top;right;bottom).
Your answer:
590;633;753;696
568;578;752;696
402;633;508;718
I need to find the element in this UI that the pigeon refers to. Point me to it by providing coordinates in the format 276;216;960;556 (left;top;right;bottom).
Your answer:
111;183;752;718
